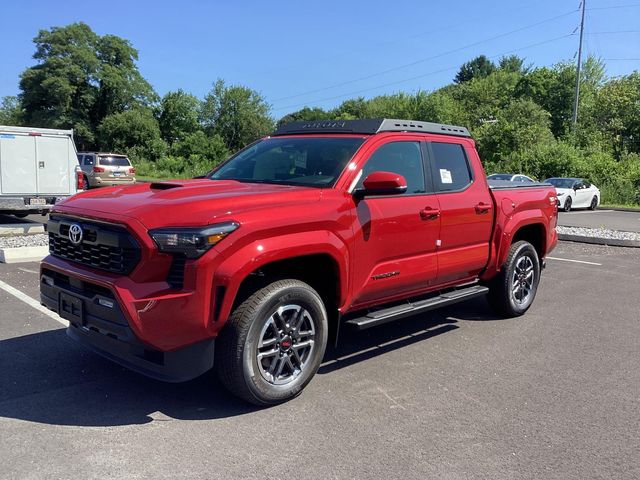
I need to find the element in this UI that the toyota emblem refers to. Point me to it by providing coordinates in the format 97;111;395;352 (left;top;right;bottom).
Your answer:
68;223;83;246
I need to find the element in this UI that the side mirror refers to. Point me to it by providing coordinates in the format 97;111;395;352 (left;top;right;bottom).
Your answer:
355;171;407;198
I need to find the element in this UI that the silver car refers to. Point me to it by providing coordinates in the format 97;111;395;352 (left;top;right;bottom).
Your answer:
77;152;137;188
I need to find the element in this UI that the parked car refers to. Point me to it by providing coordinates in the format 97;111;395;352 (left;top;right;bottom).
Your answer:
544;177;600;212
487;173;536;183
41;118;558;405
0;125;83;217
77;152;136;188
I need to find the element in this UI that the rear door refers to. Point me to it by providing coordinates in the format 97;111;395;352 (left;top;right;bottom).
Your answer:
428;140;494;284
36;134;72;194
0;133;37;194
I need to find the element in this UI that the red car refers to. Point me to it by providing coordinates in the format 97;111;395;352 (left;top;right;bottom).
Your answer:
41;119;558;405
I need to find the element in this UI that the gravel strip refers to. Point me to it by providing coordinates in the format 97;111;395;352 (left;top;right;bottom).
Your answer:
557;225;640;241
0;233;49;248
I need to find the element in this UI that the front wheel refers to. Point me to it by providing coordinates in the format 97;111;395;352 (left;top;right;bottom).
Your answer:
215;279;328;406
563;196;572;212
589;196;598;210
487;240;541;317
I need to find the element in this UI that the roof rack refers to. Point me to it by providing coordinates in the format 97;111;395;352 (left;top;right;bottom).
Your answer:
272;118;471;138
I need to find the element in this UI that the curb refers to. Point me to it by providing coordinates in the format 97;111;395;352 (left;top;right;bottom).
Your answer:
0;246;49;263
558;233;640;248
0;223;45;236
600;206;640;213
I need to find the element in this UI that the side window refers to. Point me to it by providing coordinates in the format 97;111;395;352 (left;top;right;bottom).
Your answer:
522;176;534;183
84;155;94;166
583;180;591;188
358;141;426;194
431;142;472;192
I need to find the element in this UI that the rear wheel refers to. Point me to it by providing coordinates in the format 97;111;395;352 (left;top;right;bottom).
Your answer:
215;279;328;406
563;196;572;212
12;212;30;219
487;240;540;317
589;196;598;210
82;174;90;190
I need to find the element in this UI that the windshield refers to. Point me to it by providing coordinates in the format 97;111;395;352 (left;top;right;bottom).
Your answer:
488;174;513;180
99;155;131;167
210;137;365;187
545;178;576;189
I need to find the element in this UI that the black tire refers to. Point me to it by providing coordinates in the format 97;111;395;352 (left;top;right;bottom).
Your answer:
215;279;328;406
487;240;541;317
12;212;30;219
589;196;598;210
82;175;90;190
563;196;572;212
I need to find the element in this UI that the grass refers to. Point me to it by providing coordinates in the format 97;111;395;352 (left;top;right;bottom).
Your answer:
600;203;640;210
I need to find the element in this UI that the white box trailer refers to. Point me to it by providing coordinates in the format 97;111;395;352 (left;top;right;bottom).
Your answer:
0;125;82;217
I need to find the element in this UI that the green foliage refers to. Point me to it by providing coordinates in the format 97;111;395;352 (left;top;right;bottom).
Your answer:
19;22;156;148
158;90;201;144
98;108;166;161
454;55;496;84
0;96;23;125
277;107;328;127
201;79;274;151
170;131;229;165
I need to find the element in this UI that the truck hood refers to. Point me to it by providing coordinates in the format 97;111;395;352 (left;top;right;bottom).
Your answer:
54;179;322;229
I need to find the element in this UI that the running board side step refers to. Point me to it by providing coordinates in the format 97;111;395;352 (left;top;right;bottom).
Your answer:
345;285;489;331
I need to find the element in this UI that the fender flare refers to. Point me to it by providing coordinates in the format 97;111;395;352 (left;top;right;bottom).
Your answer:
212;230;350;326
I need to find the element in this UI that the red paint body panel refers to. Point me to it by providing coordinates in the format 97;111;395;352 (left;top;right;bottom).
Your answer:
43;130;557;353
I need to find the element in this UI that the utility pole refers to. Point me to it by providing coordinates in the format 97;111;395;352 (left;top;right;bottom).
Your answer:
572;0;586;126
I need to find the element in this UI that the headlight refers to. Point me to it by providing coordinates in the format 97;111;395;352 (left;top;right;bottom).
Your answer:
149;222;239;258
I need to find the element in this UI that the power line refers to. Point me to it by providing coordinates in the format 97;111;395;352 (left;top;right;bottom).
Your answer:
603;58;640;60
270;9;579;103
272;33;576;113
586;30;640;34
587;3;640;9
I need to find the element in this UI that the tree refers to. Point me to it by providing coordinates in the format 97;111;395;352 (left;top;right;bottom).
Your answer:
474;98;554;169
594;73;640;156
0;96;23;125
277;107;329;127
19;22;156;148
201;79;273;151
170;130;229;165
158;90;200;144
498;55;526;74
454;55;496;83
97;108;166;161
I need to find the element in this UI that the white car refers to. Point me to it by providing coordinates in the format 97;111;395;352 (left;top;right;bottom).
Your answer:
544;177;600;212
487;173;536;183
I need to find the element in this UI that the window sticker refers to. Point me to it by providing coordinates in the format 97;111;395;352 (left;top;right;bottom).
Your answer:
439;168;453;184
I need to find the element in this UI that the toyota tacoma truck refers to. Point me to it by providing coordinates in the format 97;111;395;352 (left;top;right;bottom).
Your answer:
40;119;558;405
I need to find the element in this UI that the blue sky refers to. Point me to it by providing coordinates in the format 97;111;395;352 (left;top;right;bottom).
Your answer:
1;0;638;119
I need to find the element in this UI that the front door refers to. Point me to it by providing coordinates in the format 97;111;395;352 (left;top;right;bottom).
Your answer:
350;139;441;308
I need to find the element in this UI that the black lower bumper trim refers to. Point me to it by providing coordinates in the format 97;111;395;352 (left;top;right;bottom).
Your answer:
66;324;215;383
40;268;215;383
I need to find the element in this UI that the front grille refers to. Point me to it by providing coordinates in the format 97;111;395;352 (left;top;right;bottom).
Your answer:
48;215;141;275
166;255;186;289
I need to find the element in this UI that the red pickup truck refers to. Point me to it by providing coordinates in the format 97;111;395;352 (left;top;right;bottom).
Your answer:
41;119;558;405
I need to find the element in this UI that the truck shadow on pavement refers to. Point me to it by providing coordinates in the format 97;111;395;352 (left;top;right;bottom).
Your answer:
0;297;502;427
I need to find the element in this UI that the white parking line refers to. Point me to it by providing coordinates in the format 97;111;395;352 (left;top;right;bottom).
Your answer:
0;278;68;326
547;256;602;266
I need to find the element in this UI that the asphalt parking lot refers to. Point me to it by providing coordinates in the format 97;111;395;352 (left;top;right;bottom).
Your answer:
1;241;639;480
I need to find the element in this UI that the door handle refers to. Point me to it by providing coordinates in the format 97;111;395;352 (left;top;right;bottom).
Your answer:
420;207;440;220
475;203;492;214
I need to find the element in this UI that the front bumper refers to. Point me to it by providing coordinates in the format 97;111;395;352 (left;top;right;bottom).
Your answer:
40;266;215;382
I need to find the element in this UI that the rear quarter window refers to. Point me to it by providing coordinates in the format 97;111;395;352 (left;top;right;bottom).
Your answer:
431;142;472;192
98;156;131;167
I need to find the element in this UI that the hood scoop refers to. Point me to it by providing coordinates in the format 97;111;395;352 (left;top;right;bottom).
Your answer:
149;182;184;190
